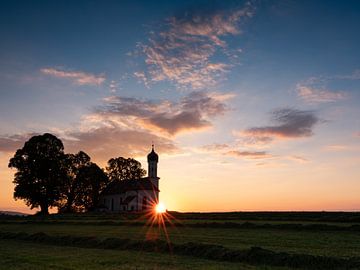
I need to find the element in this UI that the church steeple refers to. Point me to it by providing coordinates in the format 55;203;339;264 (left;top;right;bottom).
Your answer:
147;144;158;178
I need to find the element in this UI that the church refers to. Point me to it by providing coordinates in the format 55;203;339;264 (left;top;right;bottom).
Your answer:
99;146;160;212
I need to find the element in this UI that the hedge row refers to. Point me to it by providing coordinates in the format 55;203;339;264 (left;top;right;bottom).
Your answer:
0;231;359;269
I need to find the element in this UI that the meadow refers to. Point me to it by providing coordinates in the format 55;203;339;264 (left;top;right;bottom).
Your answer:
1;212;360;269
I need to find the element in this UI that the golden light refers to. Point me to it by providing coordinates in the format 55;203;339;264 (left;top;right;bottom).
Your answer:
155;202;166;214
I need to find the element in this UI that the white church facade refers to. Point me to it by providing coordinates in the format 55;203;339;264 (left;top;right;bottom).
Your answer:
99;146;160;212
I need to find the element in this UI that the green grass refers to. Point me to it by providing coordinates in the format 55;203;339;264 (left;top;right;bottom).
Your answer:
0;240;282;270
0;222;360;258
1;212;360;269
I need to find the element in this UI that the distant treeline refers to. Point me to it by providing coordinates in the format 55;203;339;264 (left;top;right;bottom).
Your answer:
1;231;359;270
170;211;360;223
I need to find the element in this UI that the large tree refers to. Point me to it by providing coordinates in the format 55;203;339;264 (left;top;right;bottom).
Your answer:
57;151;91;213
8;133;67;215
74;163;108;211
106;157;146;182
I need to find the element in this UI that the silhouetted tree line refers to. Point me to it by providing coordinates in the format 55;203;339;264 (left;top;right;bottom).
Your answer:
8;133;146;215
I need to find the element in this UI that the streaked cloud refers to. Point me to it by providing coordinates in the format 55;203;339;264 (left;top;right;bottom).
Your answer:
137;3;254;89
199;143;272;160
287;155;309;163
40;67;105;85
200;143;230;152
241;108;320;143
0;133;38;153
96;91;231;135
225;150;272;159
323;144;349;151
336;69;360;80
296;84;347;103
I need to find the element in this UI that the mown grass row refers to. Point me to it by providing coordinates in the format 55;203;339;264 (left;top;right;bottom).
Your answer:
3;211;360;222
1;219;360;232
1;231;359;269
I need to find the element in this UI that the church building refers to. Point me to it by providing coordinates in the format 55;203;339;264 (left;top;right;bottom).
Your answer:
99;146;160;212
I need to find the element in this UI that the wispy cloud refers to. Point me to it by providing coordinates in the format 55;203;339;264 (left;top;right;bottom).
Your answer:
0;133;38;153
133;71;150;88
225;150;272;159
287;155;309;163
0;91;232;158
137;3;254;89
241;108;320;143
323;144;349;151
200;143;272;160
40;67;105;85
96;91;232;135
295;69;360;104
336;69;360;80
200;143;230;152
296;84;347;103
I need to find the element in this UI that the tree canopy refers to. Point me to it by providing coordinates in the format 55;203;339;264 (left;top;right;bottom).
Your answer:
57;151;91;213
106;157;146;182
74;163;108;211
8;133;67;215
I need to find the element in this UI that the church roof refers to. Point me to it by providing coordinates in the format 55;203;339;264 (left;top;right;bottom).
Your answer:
147;145;158;162
101;177;159;195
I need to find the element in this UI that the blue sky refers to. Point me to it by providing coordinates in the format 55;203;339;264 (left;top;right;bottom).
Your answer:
1;0;360;212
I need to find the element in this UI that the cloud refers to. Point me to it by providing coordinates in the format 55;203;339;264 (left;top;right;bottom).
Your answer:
287;155;308;163
225;150;272;159
199;143;272;160
0;127;178;163
64;127;178;162
40;67;105;85
137;3;254;89
241;108;320;143
96;91;231;135
133;71;150;88
0;134;38;153
336;69;360;80
200;143;230;152
109;80;118;93
323;144;349;151
296;84;347;103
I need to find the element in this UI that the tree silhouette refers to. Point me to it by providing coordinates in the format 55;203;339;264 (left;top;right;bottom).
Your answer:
57;151;91;213
106;157;146;182
74;163;108;211
8;133;66;215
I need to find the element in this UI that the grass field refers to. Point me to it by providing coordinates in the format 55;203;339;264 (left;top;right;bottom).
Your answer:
1;212;360;269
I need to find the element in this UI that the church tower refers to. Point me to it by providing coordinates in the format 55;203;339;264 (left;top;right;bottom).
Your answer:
147;145;159;198
147;144;158;178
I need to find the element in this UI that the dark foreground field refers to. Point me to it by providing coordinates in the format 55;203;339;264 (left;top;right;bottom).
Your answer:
1;211;360;270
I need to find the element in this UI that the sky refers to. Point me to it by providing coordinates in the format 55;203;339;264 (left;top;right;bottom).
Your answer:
0;0;360;213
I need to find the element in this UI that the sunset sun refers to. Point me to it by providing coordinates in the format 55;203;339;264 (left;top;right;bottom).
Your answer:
155;202;166;214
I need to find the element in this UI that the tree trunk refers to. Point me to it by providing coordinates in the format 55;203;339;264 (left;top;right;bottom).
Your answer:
39;202;49;215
